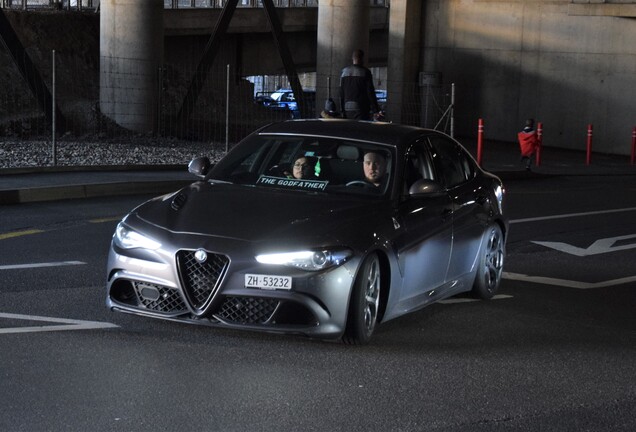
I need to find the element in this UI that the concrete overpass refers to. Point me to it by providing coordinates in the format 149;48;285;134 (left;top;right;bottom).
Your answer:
100;1;406;132
2;1;634;155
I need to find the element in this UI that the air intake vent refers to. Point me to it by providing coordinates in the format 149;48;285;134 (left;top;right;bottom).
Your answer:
215;297;279;324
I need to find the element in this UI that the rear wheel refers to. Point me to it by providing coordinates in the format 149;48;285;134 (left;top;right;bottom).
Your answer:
472;224;505;299
343;253;381;345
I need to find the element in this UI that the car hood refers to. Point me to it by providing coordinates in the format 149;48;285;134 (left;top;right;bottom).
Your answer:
132;181;384;246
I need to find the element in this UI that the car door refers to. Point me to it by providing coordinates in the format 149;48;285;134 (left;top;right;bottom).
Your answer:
392;140;453;310
428;136;489;282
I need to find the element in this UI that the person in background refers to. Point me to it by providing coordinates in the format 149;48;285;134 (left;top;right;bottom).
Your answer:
517;118;539;171
320;98;340;119
339;49;380;121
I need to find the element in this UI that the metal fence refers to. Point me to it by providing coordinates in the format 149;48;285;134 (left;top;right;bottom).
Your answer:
0;54;451;124
0;42;453;167
0;51;454;167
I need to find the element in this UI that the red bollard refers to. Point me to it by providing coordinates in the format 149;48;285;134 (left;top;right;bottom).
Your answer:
631;127;635;165
586;124;593;166
477;118;484;166
536;122;543;167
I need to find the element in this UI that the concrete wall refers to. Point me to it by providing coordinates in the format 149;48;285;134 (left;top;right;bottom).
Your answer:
422;0;636;155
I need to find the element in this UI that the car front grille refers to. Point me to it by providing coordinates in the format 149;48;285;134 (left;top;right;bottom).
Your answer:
177;249;229;313
215;296;280;325
132;281;188;314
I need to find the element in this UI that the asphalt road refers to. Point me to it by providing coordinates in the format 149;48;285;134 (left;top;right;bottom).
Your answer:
1;174;635;431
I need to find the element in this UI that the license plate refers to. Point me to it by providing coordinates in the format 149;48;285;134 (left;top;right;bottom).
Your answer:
245;274;292;290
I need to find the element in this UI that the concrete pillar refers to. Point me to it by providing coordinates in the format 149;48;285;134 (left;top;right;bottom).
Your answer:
316;0;370;114
100;0;163;133
387;0;422;125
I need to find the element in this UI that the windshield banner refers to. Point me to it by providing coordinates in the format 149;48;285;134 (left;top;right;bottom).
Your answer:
257;175;329;191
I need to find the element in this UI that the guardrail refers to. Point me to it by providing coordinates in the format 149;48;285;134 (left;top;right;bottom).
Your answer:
1;0;389;10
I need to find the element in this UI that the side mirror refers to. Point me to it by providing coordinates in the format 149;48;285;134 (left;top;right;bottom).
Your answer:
409;179;442;196
188;157;211;178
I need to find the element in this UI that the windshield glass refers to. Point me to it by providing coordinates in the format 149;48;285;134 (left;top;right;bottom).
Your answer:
209;134;393;196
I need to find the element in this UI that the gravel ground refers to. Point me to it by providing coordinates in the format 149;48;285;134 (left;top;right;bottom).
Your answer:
0;138;228;169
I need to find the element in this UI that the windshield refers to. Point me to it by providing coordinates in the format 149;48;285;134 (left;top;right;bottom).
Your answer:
209;134;393;196
270;91;293;102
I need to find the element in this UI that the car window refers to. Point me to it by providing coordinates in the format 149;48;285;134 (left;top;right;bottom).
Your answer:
428;136;475;188
210;134;393;197
403;139;436;193
269;91;284;102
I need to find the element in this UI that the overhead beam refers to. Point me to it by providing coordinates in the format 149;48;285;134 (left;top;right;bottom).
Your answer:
261;0;306;118
568;2;636;18
177;0;307;123
176;0;240;125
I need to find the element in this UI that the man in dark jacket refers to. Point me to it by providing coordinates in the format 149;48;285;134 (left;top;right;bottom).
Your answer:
339;49;380;121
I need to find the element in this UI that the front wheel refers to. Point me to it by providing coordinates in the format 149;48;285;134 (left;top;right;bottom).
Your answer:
472;224;505;299
343;253;381;345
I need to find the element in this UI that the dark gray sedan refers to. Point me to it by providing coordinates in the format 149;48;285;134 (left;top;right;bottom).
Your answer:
106;119;507;344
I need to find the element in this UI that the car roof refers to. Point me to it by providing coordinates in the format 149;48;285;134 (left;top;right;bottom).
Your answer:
257;119;439;148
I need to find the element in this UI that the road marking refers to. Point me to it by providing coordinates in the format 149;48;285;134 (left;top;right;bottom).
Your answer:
0;261;86;270
533;234;636;256
0;312;118;334
510;206;636;224
0;229;44;240
439;294;513;304
0;217;119;241
503;272;636;289
89;217;121;223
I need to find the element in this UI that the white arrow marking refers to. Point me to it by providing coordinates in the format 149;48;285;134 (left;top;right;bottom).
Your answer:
532;234;636;257
0;261;86;270
0;312;118;334
503;272;636;289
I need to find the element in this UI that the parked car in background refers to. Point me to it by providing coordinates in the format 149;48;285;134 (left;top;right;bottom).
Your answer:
253;93;274;106
375;89;387;104
258;89;316;118
106;119;507;344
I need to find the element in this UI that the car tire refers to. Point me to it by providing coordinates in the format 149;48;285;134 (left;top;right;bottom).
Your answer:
343;253;381;345
472;223;505;299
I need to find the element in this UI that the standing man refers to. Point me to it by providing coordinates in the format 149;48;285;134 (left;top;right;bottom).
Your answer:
339;49;380;121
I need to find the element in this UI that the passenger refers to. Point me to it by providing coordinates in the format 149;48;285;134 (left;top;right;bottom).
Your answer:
287;156;317;179
363;151;387;187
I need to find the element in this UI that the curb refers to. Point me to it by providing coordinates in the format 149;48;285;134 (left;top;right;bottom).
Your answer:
0;180;191;205
0;164;187;176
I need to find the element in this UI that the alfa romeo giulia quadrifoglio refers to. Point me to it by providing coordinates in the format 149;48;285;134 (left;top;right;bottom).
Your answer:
106;119;507;344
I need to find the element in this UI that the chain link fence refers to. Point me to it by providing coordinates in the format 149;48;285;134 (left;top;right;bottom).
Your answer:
0;46;454;167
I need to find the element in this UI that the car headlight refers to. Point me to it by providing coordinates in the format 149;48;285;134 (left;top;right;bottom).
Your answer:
255;249;352;271
114;222;161;250
494;184;504;214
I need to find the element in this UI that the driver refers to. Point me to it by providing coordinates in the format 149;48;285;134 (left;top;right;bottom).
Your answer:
363;151;387;187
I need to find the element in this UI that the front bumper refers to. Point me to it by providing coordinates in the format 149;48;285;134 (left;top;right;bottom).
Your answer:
106;245;358;340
